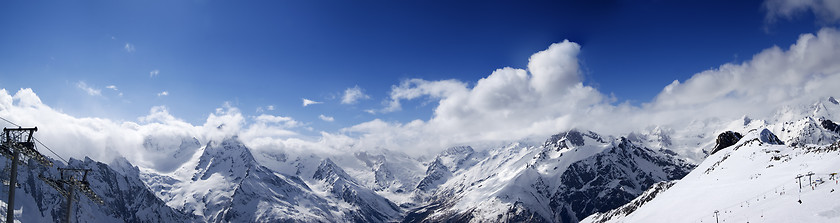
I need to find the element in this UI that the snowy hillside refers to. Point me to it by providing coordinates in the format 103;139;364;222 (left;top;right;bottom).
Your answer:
583;123;840;222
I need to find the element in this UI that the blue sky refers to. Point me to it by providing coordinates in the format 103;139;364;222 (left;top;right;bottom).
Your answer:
0;0;822;135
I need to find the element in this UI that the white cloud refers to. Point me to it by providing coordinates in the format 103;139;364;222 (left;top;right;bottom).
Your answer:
528;40;582;96
256;105;275;113
341;86;371;104
157;91;169;97
105;85;123;97
75;81;101;96
124;43;135;53
384;79;469;113
343;28;840;156
0;90;212;172
764;0;840;24
255;114;295;124
641;28;840;127
302;98;322;107
150;70;160;77
347;40;603;154
0;89;308;172
319;114;335;122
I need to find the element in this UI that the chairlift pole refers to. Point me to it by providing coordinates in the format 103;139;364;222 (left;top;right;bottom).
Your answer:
796;174;803;189
2;127;42;223
64;184;74;223
41;168;104;223
5;144;18;223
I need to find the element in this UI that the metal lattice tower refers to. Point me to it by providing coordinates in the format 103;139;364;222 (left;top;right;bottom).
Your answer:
0;127;53;223
40;168;104;223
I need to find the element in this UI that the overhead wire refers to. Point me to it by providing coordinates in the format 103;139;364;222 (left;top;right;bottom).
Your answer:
33;137;68;164
0;116;21;128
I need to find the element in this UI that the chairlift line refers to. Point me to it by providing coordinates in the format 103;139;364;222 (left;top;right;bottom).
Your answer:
0;123;103;223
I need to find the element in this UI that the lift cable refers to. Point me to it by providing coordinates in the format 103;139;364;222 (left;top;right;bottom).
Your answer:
33;137;68;165
0;116;20;128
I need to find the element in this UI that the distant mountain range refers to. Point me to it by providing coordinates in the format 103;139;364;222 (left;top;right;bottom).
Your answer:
1;97;839;222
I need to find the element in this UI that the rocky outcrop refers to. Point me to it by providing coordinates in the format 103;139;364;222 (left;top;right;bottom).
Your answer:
821;118;840;134
758;129;783;145
710;131;743;155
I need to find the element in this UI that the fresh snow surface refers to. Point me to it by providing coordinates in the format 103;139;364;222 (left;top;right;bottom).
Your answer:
584;128;840;223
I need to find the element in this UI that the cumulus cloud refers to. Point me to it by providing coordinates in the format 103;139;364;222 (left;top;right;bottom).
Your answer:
76;81;102;96
302;98;322;107
0;89;286;172
150;70;160;77
341;86;371;104
124;43;135;53
764;0;840;24
319;114;335;122
344;28;840;156
641;28;840;126
343;40;604;154
157;91;169;97
528;40;583;96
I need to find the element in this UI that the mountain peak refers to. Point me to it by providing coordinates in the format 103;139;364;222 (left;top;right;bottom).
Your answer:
416;157;452;192
313;158;354;183
544;129;605;151
442;146;474;156
193;136;256;181
758;128;783;145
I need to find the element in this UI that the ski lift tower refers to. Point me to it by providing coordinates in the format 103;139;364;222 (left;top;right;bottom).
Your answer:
40;168;104;223
0;127;53;223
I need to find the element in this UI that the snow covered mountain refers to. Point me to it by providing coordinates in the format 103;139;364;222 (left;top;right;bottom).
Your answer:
583;118;840;222
141;137;344;222
404;130;695;222
311;159;402;222
3;96;837;222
